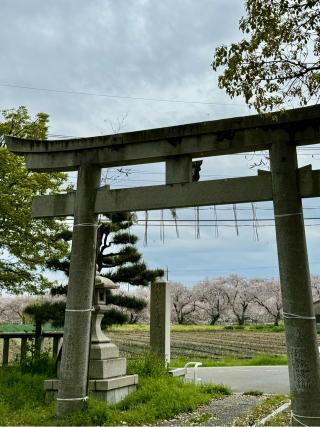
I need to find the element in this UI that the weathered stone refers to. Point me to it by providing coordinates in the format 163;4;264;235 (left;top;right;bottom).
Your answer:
43;379;53;390
45;377;137;405
56;164;101;417
89;357;126;379
93;385;136;404
270;141;320;424
90;342;119;360
95;374;138;391
150;280;171;364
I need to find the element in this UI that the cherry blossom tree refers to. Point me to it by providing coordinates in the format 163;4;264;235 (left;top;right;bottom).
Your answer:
170;282;197;324
311;275;320;302
193;278;228;325
251;278;283;325
0;296;33;324
223;275;256;325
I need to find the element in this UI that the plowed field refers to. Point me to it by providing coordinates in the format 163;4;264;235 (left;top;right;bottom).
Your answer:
108;330;294;359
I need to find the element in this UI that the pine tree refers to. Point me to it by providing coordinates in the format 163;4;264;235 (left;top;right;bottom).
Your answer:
47;211;163;326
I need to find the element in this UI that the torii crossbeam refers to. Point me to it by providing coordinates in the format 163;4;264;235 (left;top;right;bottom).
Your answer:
7;105;320;424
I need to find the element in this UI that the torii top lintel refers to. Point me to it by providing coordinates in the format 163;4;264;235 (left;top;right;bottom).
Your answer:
5;105;320;172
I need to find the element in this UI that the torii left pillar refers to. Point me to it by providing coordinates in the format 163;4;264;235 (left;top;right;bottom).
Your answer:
57;164;101;417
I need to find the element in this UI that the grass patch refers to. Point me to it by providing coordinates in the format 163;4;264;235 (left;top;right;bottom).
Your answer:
186;411;212;425
1;322;285;334
0;364;55;425
109;323;285;333
0;351;230;426
243;389;263;396
266;405;291;425
127;349;168;377
61;377;229;426
169;354;288;368
231;395;289;426
0;323;62;333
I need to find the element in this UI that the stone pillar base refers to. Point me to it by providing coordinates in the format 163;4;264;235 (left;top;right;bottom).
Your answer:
44;374;138;405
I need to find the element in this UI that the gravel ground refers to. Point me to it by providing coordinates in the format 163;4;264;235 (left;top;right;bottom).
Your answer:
158;394;266;426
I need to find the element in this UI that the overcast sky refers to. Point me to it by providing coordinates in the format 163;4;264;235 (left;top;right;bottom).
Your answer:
2;0;320;287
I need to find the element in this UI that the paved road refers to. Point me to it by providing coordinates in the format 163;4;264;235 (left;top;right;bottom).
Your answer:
196;365;289;394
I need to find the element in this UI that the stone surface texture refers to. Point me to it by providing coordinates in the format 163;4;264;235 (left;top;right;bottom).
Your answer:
150;280;170;364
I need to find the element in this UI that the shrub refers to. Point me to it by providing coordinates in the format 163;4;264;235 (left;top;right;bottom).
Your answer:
127;350;168;378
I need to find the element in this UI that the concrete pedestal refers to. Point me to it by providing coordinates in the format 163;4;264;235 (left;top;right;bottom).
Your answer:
45;375;138;404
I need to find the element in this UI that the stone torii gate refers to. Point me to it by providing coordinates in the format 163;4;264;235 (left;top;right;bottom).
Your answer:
6;105;320;424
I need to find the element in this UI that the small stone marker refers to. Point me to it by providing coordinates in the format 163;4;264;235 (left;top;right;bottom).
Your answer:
150;279;171;364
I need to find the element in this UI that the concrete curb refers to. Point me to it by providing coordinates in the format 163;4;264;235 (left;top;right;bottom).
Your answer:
256;401;291;426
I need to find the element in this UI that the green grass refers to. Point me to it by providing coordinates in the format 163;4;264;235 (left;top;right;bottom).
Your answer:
0;352;231;426
60;378;229;426
186;411;212;425
109;323;285;333
243;389;264;396
0;323;62;333
0;322;286;334
266;405;291;425
169;354;288;368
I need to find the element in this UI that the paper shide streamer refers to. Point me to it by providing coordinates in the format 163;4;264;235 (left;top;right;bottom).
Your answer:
144;210;148;246
194;207;200;239
213;205;219;238
233;204;239;236
160;209;165;243
170;208;180;239
251;202;259;241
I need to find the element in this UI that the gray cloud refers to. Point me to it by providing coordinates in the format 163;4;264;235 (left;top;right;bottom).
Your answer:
2;0;320;285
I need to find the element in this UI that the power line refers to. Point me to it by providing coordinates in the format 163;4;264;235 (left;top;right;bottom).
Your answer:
129;223;320;227
0;82;247;107
167;261;320;274
134;217;320;222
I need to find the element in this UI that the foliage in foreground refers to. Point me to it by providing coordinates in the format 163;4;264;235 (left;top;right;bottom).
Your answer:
48;211;163;327
212;0;320;112
0;352;230;426
169;354;288;368
0;106;69;294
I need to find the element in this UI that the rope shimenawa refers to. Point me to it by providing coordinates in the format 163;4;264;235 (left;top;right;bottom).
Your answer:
275;212;315;323
275;212;316;319
274;213;303;218
73;223;100;227
284;308;318;426
68;222;100;314
57;396;89;401
291;412;320;427
67;223;100;313
283;312;316;320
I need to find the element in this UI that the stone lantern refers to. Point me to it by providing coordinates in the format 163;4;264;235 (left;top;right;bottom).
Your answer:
88;273;138;402
44;272;138;403
90;274;119;351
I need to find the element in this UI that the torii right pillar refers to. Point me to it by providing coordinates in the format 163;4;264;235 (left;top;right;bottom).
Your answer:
270;140;320;425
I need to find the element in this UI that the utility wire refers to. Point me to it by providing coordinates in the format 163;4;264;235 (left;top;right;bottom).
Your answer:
0;82;246;107
133;217;320;222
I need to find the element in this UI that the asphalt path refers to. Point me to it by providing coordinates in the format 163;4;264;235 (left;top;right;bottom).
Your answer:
196;365;289;394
